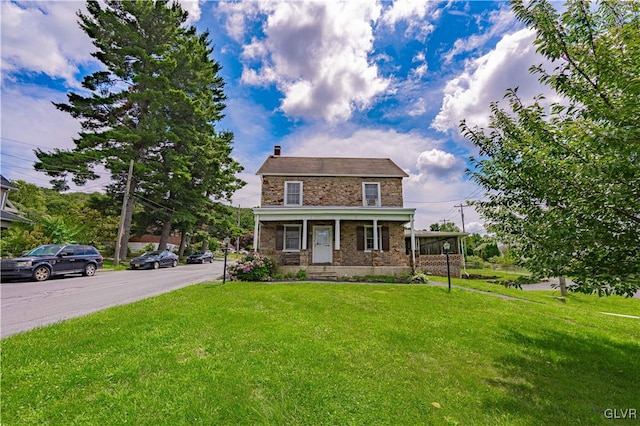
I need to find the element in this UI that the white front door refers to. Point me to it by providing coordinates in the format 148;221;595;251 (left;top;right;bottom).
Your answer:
313;226;332;264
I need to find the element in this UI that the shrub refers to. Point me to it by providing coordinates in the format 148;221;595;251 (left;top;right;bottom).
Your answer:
296;269;307;280
407;272;430;284
227;253;275;282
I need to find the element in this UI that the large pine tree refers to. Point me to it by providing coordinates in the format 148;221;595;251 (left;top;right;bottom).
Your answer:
35;0;244;260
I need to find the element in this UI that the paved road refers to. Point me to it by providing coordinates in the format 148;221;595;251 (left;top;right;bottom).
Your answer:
521;277;640;299
1;261;226;338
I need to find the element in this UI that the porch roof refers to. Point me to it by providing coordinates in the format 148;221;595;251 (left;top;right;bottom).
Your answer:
404;230;468;238
253;206;416;222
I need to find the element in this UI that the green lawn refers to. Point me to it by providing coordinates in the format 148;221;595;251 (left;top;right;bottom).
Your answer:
2;280;639;425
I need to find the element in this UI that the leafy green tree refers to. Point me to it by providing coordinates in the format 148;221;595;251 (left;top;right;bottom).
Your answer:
478;242;501;261
0;224;49;257
35;0;243;261
2;182;119;256
429;223;461;232
464;233;484;256
7;180;47;218
461;0;640;296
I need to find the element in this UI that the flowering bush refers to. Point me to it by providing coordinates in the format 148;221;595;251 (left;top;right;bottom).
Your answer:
227;253;275;281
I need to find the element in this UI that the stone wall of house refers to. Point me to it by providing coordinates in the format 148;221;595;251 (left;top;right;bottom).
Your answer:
261;176;404;207
258;220;409;268
339;221;408;267
412;254;464;278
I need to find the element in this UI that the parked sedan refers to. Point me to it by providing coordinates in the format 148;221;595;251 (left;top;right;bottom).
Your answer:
186;250;214;264
129;250;179;270
0;244;103;282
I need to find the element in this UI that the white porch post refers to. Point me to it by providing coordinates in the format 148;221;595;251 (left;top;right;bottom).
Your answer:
302;219;308;250
334;219;341;250
373;218;379;250
410;215;416;271
253;215;260;251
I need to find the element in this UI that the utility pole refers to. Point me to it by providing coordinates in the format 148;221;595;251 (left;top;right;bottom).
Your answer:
454;204;467;233
114;159;134;266
455;203;470;277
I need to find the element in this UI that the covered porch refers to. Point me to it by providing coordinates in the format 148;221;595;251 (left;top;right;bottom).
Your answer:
253;207;417;276
405;230;468;278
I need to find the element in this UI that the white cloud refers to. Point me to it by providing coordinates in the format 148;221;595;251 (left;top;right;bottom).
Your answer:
178;0;203;24
412;63;428;79
408;97;427;117
380;0;438;41
0;2;94;87
415;149;465;181
217;1;388;122
441;6;518;64
431;28;559;134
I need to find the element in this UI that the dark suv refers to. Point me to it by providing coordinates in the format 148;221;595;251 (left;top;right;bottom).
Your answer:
1;244;104;282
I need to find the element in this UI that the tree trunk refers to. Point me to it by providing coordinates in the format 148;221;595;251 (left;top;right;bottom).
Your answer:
201;239;209;251
178;229;188;257
118;194;135;261
558;275;568;297
158;214;173;250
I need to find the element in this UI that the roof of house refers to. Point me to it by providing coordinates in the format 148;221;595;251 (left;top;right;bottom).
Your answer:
256;156;408;177
1;175;17;190
129;234;182;245
404;230;468;238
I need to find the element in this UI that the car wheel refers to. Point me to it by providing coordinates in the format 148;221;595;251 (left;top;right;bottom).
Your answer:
208;257;213;263
153;262;160;269
33;265;51;282
83;263;97;277
172;259;178;267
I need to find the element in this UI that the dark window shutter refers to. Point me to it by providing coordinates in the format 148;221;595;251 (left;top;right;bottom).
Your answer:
356;226;364;251
381;226;390;251
276;226;284;251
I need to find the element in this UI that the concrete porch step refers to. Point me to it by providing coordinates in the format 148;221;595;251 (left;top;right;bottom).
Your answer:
307;271;339;281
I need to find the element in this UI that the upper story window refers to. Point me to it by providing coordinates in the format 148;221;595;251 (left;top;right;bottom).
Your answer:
363;182;380;207
285;181;302;206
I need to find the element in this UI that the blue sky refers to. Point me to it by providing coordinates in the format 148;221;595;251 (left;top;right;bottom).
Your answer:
0;1;562;233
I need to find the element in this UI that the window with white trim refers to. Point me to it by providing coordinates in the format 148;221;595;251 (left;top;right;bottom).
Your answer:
285;181;302;206
284;225;302;251
364;225;383;251
363;182;380;207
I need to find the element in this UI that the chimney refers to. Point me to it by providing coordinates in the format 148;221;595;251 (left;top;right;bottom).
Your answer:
274;145;281;156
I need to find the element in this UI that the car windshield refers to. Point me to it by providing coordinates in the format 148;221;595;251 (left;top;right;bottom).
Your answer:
191;252;203;256
26;245;64;256
141;251;162;257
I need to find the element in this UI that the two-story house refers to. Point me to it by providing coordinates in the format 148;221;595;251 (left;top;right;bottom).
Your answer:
1;175;27;230
252;147;417;279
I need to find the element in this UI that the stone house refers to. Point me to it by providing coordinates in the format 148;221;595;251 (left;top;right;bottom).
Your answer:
252;147;417;279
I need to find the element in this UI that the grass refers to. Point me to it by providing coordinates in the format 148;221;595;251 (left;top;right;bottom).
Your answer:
101;259;129;271
2;279;639;425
